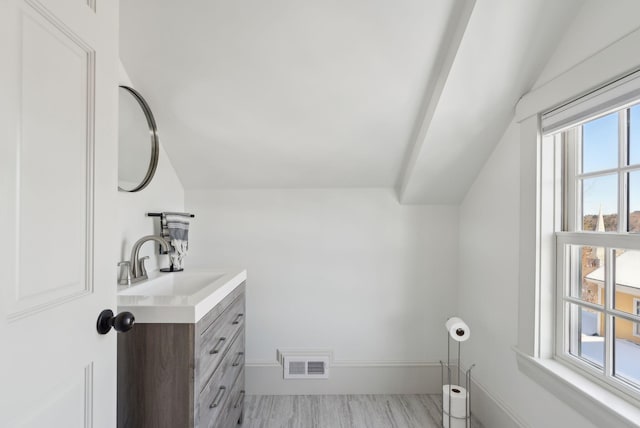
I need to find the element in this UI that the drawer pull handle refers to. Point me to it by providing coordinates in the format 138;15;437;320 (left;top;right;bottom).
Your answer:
232;352;244;367
232;313;244;325
233;390;246;409
209;337;226;355
209;386;226;408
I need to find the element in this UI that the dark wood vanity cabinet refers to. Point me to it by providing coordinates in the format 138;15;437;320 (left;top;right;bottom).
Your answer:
117;282;246;428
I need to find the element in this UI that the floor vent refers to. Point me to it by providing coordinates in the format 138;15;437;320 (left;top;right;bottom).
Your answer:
283;356;330;379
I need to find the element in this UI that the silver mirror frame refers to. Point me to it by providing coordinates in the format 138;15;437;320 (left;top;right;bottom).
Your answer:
118;85;159;192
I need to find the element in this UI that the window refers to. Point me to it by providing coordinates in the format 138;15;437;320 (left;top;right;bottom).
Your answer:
550;101;640;397
514;44;640;424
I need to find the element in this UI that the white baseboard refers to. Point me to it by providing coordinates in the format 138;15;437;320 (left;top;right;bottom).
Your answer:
468;376;528;428
245;361;443;395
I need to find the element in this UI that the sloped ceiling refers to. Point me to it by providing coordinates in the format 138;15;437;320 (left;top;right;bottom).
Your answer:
120;0;582;203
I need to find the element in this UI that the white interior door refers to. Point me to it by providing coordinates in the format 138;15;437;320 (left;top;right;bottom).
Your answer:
0;0;118;426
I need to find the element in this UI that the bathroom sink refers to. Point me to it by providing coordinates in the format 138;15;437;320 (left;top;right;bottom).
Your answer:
117;268;247;323
118;271;225;297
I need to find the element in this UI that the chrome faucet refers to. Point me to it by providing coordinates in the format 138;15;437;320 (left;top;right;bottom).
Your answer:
118;235;171;285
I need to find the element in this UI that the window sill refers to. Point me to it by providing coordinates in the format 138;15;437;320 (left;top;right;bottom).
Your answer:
513;347;640;428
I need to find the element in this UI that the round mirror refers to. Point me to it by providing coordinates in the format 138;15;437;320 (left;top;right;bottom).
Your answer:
118;85;159;192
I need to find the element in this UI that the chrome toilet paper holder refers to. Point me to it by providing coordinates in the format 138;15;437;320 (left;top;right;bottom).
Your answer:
440;317;475;428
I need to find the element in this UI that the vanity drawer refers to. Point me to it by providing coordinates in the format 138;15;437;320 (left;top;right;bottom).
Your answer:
196;283;245;336
196;331;245;428
196;292;245;390
222;370;245;428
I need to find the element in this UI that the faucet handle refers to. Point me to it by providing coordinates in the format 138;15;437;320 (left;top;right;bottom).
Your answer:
139;256;150;277
117;261;132;286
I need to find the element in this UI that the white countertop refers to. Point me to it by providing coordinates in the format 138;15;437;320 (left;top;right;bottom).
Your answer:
117;268;247;323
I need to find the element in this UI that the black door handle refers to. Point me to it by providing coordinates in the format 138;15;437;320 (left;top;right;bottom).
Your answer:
96;309;135;334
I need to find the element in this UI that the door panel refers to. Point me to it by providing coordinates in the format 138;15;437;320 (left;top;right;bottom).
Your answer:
11;1;94;316
18;364;92;428
0;0;118;426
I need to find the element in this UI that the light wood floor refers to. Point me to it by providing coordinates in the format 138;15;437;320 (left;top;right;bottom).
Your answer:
242;394;483;428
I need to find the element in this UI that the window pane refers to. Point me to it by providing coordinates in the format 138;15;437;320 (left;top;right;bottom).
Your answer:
574;245;605;305
629;171;640;232
613;249;640;314
614;317;640;387
629;105;640;166
582;112;619;173
582;174;617;231
569;303;604;369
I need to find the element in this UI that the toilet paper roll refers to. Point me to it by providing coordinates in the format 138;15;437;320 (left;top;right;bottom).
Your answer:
445;317;470;342
442;384;469;418
442;412;467;428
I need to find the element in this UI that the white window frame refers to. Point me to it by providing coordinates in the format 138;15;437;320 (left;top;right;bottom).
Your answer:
515;29;640;427
634;298;640;337
553;100;640;402
516;66;640;427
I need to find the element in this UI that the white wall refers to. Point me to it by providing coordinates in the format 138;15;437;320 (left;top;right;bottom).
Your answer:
459;2;640;426
534;0;640;89
186;188;458;391
459;123;598;427
117;142;184;274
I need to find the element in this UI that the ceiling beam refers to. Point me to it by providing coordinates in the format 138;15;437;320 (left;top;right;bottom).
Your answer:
396;0;476;203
